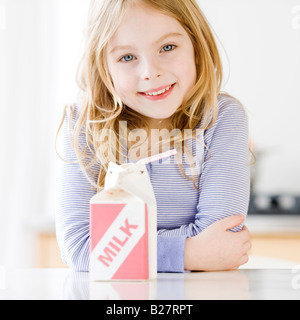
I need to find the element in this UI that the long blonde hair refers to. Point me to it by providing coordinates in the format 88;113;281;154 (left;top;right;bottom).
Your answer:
56;0;223;190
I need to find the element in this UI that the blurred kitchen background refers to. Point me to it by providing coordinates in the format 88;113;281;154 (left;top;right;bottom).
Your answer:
0;0;299;269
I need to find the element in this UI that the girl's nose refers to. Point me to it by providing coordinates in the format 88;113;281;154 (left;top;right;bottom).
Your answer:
140;57;162;81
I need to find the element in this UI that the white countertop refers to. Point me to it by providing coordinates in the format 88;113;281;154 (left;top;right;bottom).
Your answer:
1;256;300;300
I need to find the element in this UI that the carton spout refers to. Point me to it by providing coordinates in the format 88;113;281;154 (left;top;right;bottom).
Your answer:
104;149;177;200
105;162;155;204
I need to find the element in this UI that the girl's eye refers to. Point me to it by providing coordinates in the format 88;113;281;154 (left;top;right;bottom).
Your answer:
161;45;176;52
120;55;135;62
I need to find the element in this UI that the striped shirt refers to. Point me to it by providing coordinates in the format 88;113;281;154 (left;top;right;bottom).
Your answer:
56;94;250;273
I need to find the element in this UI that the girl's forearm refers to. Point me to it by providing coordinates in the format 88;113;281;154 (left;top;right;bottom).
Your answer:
183;215;251;272
184;237;204;271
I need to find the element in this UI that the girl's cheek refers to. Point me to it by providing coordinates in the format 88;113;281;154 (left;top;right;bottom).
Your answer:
121;74;137;93
118;80;133;97
112;72;129;93
114;79;137;105
176;55;195;73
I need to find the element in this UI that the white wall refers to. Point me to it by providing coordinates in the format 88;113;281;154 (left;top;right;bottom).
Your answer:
198;0;300;195
0;0;88;267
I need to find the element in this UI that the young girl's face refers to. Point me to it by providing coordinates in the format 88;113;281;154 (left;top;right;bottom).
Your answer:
106;4;197;127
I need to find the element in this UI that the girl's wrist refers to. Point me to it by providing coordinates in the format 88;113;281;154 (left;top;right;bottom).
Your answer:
184;237;192;271
184;237;200;271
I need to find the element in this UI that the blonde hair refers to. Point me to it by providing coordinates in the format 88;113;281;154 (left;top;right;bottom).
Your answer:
56;0;223;190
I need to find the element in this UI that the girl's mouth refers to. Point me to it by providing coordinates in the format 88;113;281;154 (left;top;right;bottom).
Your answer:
138;83;176;101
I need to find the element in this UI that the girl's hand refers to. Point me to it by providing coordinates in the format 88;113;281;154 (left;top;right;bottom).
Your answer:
184;215;251;271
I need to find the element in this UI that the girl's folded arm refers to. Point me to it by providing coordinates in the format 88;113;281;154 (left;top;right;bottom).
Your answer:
157;101;251;272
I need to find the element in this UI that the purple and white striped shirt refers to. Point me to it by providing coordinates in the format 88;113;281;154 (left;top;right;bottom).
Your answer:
56;94;250;272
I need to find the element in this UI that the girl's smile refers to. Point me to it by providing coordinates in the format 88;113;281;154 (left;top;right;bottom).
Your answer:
138;83;176;100
106;3;197;127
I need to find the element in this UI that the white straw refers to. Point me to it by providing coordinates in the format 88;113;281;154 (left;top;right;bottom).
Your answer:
137;149;177;165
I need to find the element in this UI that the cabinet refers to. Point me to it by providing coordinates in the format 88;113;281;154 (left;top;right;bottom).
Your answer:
246;215;300;263
250;233;300;263
36;233;67;268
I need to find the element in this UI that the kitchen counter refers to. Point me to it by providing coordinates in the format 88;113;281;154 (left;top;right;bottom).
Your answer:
1;257;300;300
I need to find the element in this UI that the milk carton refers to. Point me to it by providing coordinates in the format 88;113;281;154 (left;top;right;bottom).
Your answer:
90;151;176;281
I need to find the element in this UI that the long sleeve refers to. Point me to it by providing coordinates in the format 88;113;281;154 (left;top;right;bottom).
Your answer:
55;109;98;271
155;97;250;272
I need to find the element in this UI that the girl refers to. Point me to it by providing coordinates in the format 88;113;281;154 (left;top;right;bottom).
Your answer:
56;0;251;273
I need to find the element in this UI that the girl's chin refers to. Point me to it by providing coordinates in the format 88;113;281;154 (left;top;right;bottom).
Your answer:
126;104;180;125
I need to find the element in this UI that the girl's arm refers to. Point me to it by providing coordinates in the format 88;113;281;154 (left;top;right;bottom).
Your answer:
184;215;251;271
157;97;251;272
55;108;97;271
